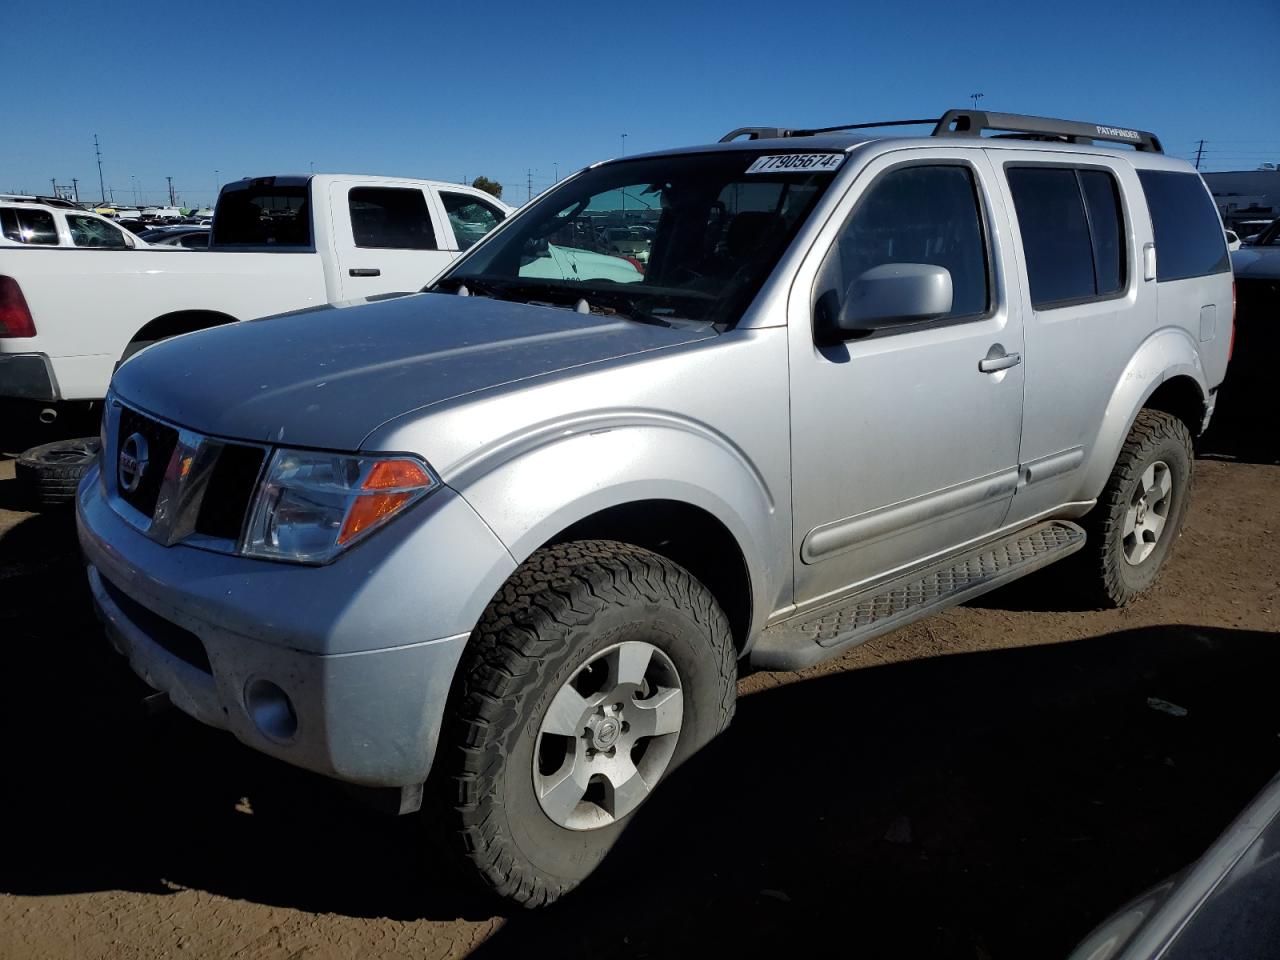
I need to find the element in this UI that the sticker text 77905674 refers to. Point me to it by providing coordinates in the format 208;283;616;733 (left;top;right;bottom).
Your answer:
745;154;846;175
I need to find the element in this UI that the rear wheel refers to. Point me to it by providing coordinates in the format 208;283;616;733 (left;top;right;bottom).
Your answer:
1082;410;1193;607
436;540;737;907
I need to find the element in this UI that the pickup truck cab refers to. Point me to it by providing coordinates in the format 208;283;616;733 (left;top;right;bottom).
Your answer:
0;175;509;440
78;110;1232;907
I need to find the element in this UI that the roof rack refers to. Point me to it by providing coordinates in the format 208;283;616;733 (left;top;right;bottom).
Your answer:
719;109;1163;153
0;194;81;209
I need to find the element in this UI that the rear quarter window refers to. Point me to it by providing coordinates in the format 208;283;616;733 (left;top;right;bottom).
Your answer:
1;208;60;245
1137;170;1230;281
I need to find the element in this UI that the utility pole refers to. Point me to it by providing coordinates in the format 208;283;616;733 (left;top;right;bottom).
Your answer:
71;178;79;202
621;133;628;156
51;178;57;197
167;176;175;206
554;162;559;183
94;133;106;203
1194;139;1205;170
970;92;985;111
527;168;533;203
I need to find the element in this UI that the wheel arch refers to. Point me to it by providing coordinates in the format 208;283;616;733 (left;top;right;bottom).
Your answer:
444;419;785;653
548;499;754;651
126;309;239;352
1082;327;1208;498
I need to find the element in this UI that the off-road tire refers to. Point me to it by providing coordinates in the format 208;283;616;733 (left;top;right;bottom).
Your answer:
436;539;737;907
15;437;102;508
1082;410;1193;607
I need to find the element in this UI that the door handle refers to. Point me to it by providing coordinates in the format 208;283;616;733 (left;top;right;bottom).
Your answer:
349;268;381;277
979;351;1021;373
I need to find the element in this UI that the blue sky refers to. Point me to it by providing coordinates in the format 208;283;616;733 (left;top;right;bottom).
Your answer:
5;0;1278;207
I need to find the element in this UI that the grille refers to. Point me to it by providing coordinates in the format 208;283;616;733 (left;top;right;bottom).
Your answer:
116;406;179;518
101;576;212;674
195;444;266;541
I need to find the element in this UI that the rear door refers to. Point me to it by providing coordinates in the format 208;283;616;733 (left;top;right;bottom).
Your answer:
989;150;1155;524
330;181;455;299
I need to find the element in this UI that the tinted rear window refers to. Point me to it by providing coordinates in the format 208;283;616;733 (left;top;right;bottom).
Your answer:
349;187;436;249
1;207;59;245
1137;170;1230;281
212;184;311;247
1007;166;1128;308
1006;167;1097;305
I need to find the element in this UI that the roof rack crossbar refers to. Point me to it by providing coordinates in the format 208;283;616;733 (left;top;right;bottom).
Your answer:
932;109;1164;153
793;118;941;136
719;109;1163;153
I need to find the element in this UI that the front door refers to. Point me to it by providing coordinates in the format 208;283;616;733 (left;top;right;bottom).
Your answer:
330;180;455;299
787;149;1026;609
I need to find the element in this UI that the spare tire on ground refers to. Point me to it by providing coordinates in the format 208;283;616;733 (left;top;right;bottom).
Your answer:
16;437;102;508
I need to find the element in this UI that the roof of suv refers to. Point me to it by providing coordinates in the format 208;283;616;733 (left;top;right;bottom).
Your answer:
618;109;1193;174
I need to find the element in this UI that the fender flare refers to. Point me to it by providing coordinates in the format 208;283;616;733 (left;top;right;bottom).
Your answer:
447;411;783;639
1081;326;1208;498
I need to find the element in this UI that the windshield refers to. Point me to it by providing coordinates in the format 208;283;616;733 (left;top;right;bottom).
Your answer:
431;151;841;326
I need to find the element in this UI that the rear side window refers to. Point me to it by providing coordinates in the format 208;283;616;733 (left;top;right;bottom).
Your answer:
1006;166;1127;308
67;214;130;248
1136;170;1230;281
440;192;504;251
1;208;59;245
818;164;991;323
349;187;436;250
212;184;311;247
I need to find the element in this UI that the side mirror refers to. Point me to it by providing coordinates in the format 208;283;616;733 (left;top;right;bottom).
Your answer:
833;263;954;336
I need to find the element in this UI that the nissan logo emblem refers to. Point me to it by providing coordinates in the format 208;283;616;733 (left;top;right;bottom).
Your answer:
118;432;150;494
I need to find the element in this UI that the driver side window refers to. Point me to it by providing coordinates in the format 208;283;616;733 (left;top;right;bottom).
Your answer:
815;164;991;331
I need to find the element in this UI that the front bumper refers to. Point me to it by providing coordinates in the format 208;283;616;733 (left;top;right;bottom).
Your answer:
76;463;517;787
0;352;59;400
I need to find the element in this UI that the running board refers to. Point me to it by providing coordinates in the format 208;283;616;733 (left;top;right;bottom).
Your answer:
750;520;1086;671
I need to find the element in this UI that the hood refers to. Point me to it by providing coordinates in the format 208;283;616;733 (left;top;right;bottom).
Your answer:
1231;246;1280;279
112;292;715;449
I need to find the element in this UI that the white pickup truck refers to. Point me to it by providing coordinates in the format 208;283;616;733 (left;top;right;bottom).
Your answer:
0;174;510;438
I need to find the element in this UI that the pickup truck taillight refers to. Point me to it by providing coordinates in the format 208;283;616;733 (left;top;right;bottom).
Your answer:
0;276;36;337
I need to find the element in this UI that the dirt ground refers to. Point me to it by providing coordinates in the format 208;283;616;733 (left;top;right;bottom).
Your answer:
0;425;1276;959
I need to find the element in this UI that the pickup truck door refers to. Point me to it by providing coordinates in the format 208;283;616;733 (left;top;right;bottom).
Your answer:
329;180;456;299
786;148;1026;609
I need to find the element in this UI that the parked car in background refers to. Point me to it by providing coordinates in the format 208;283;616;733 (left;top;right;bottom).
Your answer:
1069;771;1280;959
1237;219;1274;244
1;197;147;249
78;110;1231;908
0;174;509;438
1231;217;1280;327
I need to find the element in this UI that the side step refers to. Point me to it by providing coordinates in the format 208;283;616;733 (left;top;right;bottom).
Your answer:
750;520;1086;671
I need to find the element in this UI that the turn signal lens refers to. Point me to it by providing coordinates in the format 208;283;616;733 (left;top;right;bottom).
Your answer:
338;460;433;545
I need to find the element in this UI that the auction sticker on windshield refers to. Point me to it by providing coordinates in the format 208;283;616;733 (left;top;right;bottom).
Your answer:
745;154;845;174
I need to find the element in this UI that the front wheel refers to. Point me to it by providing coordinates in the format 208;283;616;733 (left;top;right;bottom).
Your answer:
1082;409;1194;607
436;540;737;907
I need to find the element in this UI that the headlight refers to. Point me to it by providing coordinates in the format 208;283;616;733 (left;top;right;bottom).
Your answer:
243;448;438;563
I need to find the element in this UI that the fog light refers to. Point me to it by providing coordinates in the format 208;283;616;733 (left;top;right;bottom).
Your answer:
245;678;297;742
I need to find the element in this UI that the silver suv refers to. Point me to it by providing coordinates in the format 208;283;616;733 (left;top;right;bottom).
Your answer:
77;109;1234;906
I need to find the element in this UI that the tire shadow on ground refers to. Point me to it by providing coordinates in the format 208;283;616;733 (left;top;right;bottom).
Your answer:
1;506;1276;960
